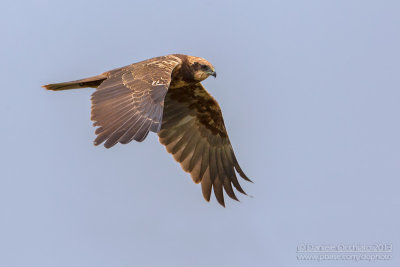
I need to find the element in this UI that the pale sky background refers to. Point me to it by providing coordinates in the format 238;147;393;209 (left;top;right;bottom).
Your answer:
1;0;399;266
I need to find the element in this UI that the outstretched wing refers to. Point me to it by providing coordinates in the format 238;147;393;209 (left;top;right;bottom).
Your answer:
91;55;181;148
158;83;251;206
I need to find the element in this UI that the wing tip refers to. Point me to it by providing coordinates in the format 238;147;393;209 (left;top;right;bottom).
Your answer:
203;195;211;203
93;139;112;149
215;194;226;207
235;164;253;183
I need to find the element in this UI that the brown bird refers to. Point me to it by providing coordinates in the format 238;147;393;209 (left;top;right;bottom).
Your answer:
43;54;251;206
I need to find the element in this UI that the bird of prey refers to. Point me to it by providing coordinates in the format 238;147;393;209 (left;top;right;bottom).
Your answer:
43;54;251;206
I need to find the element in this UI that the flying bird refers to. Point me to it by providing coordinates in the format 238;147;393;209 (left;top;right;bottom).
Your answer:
43;54;251;206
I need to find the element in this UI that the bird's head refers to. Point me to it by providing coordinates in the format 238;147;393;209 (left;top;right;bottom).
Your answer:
186;56;216;82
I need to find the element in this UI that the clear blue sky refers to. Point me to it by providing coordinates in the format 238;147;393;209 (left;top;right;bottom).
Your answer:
1;0;399;266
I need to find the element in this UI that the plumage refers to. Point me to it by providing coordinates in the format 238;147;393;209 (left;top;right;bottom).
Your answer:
42;54;251;206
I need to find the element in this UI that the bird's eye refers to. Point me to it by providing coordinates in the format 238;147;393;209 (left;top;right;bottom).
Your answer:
201;65;208;71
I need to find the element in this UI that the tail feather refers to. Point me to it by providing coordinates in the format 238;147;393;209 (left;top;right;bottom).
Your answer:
42;73;108;91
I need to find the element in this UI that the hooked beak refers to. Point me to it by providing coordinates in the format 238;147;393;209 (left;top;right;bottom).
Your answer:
209;71;217;78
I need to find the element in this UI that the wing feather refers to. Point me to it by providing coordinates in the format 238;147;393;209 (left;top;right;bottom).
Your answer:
208;146;218;183
199;141;210;182
201;167;213;202
179;132;197;163
213;176;225;207
190;143;204;184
